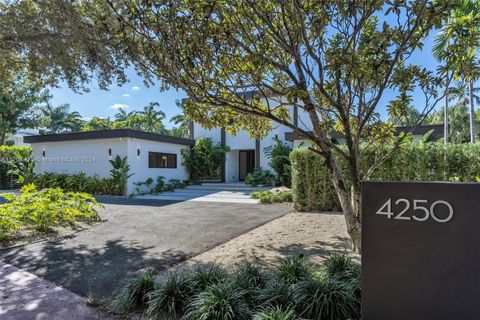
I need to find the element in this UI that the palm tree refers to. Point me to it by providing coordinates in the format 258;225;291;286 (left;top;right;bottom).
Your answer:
137;102;166;133
433;0;480;143
114;107;130;122
169;100;191;138
40;103;78;133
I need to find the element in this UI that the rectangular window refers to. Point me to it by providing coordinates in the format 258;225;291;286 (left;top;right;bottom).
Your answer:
148;152;177;168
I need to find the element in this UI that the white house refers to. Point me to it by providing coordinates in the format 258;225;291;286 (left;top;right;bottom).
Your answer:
24;129;194;194
7;128;43;146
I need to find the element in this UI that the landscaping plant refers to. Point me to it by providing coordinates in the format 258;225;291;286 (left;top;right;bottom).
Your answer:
184;281;250;320
264;137;292;187
0;184;101;241
244;168;275;187
251;190;293;204
109;155;134;196
252;306;299;320
147;273;194;319
182;138;230;181
112;270;156;313
111;255;361;319
35;172;118;196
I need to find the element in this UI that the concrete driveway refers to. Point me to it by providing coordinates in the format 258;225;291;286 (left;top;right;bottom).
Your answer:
0;197;291;301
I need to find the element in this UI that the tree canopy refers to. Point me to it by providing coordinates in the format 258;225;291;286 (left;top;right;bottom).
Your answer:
0;0;129;90
105;0;453;251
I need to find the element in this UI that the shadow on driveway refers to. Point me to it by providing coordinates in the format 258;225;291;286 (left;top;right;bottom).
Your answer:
0;199;292;302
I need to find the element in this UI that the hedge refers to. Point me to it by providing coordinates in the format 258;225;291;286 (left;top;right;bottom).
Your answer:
290;143;480;212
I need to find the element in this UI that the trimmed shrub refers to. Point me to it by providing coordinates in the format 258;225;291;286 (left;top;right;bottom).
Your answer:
35;172;119;195
112;270;156;313
245;168;275;187
290;143;480;212
292;277;360;320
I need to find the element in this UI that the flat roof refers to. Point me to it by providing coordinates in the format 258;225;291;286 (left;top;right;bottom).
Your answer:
23;129;195;146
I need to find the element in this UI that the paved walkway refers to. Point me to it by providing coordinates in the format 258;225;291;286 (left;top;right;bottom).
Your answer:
0;262;99;320
136;182;269;203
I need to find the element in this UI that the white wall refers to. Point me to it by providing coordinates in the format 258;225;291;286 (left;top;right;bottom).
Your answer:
126;138;190;194
193;123;222;144
33;138;128;178
31;137;190;195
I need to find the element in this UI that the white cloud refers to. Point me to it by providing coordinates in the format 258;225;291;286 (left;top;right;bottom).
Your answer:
122;93;131;98
110;103;130;110
132;86;140;91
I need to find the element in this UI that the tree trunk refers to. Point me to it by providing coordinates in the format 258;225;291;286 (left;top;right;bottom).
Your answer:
0;134;5;146
326;155;363;253
444;84;449;144
469;81;476;143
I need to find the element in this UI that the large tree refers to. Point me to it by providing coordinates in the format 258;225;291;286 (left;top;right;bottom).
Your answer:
0;0;128;90
105;0;452;251
0;76;46;144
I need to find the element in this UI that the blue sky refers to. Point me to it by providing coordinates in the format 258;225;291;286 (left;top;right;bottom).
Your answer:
49;31;441;127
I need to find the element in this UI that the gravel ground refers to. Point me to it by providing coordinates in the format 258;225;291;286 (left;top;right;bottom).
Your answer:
174;211;359;271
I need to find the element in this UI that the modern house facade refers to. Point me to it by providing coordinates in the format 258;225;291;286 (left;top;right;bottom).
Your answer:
24;129;194;194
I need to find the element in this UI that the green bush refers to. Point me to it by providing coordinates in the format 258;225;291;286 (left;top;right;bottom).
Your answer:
0;184;101;241
253;306;299;320
147;272;194;319
290;142;480;212
182;138;230;180
112;270;156;313
0;146;32;188
245;168;275;187
35;172;119;196
264;137;292;187
293;277;360;320
273;256;312;285
251;190;293;204
112;256;361;319
184;281;250;320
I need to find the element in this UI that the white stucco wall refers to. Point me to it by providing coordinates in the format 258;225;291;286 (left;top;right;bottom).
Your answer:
33;138;128;178
31;137;190;195
127;138;190;193
193;123;222;144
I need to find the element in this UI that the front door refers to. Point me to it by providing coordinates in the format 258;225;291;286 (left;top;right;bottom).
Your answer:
239;150;256;181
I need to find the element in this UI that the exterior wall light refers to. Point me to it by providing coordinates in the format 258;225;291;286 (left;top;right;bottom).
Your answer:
108;148;112;158
42;149;46;158
137;147;141;158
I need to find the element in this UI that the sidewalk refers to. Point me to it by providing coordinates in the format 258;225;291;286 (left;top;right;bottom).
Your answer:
0;262;99;320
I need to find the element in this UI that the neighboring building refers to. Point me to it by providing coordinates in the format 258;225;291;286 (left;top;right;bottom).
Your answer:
285;124;445;147
6;128;43;146
24;129;194;194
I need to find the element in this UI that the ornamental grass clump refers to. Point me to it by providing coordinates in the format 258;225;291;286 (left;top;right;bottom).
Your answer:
184;281;251;320
272;256;313;285
292;277;360;320
112;270;156;313
0;184;101;241
147;272;194;319
252;306;299;320
110;255;361;319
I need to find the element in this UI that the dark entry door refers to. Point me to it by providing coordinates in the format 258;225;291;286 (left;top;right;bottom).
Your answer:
239;150;255;181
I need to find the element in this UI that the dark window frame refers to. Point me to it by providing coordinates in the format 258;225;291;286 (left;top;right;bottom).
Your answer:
148;152;177;169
